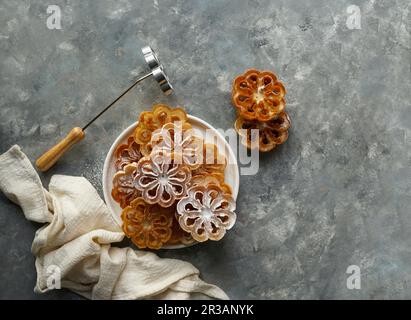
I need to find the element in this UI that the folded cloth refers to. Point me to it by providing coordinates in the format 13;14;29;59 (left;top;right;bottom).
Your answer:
0;145;228;300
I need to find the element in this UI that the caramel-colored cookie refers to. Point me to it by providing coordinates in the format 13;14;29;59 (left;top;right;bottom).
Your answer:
232;69;286;122
111;163;141;209
121;198;173;249
192;143;226;176
114;136;143;171
166;215;196;246
190;173;232;196
134;104;189;148
235;111;290;152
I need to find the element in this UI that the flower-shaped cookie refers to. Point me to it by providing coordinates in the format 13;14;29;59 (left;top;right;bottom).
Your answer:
167;215;196;246
134;151;192;207
177;185;236;242
114;136;143;171
192;143;226;176
134;104;188;146
190;173;232;195
235;111;291;152
153;104;188;125
149;122;203;169
111;163;141;208
232;69;286;121
134;122;153;145
121;198;173;249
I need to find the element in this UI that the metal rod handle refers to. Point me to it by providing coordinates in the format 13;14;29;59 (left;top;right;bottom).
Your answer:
82;72;152;130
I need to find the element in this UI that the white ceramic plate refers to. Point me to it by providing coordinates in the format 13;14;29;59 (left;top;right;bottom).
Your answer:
102;115;240;249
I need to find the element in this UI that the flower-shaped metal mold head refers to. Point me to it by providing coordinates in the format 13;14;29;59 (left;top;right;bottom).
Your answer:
149;122;203;169
121;198;173;249
235;111;291;152
134;151;192;207
111;163;141;209
114;136;143;171
232;69;286;122
177;185;236;242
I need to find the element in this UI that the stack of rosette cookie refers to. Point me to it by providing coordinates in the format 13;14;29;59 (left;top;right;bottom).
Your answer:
111;104;236;249
232;69;291;152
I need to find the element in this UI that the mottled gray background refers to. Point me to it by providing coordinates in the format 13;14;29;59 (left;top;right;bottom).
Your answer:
0;0;410;299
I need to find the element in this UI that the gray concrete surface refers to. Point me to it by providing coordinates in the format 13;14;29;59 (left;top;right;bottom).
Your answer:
0;0;410;299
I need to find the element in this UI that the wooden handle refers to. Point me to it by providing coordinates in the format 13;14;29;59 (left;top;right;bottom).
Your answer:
36;127;85;172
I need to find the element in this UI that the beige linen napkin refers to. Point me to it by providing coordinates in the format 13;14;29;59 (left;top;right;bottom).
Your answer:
0;145;228;300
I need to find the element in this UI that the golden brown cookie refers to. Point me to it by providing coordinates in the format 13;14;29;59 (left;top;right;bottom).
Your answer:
166;215;196;246
234;111;291;152
121;198;174;249
114;136;143;171
192;143;227;176
190;173;232;196
232;69;286;122
111;163;141;209
134;104;189;148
